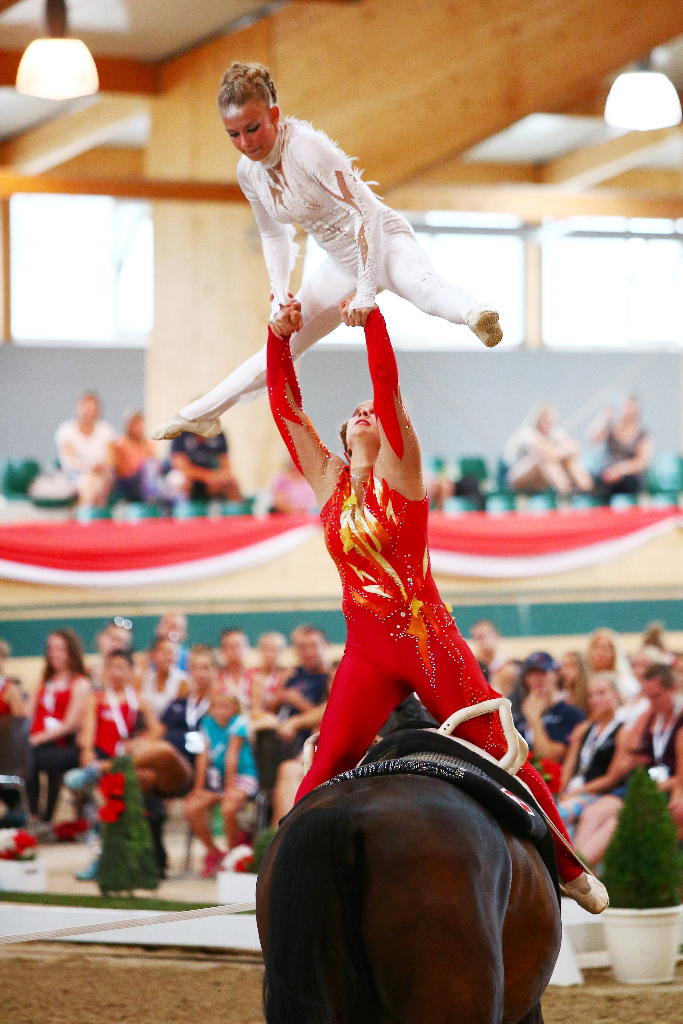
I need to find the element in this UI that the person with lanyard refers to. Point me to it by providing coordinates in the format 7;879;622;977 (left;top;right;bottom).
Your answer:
571;663;683;868
184;691;259;878
512;651;586;767
142;636;189;718
264;302;607;913
557;673;623;836
161;644;215;764
216;629;252;711
26;630;91;824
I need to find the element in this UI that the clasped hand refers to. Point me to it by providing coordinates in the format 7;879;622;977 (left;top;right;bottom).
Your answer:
339;294;376;328
269;297;303;338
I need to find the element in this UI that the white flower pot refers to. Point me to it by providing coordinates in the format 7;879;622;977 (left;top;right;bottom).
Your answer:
0;858;47;893
603;905;682;984
216;870;257;905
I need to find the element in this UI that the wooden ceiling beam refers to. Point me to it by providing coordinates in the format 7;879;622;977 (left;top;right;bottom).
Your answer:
0;171;246;202
384;182;683;222
0;96;150;175
0;50;159;94
542;127;683;190
598;168;683;193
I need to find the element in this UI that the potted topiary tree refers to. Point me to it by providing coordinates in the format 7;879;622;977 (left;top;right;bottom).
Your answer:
602;767;683;983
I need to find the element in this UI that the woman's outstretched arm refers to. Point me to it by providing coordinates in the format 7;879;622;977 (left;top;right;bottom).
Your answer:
267;327;344;508
362;307;424;500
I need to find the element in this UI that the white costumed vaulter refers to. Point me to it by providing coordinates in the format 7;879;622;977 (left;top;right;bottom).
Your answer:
153;62;503;440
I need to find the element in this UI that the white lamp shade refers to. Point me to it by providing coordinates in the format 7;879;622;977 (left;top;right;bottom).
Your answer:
604;71;682;131
16;38;99;100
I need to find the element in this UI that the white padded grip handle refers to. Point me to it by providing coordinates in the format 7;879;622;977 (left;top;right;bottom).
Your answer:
302;732;320;773
437;697;528;775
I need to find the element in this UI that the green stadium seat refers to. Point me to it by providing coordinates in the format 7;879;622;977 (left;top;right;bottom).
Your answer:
1;459;40;499
172;500;209;519
646;453;683;495
76;505;112;522
525;492;557;513
649;493;679;508
442;496;478;515
459;457;488;484
569;494;600;510
610;493;638;510
485;492;515;513
122;503;162;521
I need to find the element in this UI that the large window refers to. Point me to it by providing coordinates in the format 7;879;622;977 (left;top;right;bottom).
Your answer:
542;218;683;348
301;213;525;348
10;194;153;346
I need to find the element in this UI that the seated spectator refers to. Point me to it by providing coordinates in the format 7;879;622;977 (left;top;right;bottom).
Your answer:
557;651;589;714
217;629;252;710
0;639;25;716
586;628;641;708
557;673;623;835
269;456;316;514
155;613;190;672
589;396;653;502
574;663;683;865
55;391;115;507
72;648;193;878
161;644;214;764
90;618;136;690
490;659;521;699
109;410;160;504
168;428;242;503
269;628;332;823
424;457;453;512
184;691;259;878
141;637;189;718
250;632;287;730
470;619;505;684
26;630;91;823
512;651;586;772
507;406;592;495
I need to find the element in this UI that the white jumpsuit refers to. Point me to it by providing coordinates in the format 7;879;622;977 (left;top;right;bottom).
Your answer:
180;117;481;421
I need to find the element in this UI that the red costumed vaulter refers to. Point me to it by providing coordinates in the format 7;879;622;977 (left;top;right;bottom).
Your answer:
266;302;608;915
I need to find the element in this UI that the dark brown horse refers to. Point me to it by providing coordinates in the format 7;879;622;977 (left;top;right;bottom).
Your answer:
256;771;561;1024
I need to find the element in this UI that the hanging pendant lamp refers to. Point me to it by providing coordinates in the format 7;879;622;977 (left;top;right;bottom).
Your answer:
604;57;681;132
16;0;99;101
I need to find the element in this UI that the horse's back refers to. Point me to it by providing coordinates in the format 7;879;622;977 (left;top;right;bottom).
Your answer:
258;773;560;1024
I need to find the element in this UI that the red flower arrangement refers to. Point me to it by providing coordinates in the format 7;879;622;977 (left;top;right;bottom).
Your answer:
98;771;126;824
531;754;562;794
0;829;38;860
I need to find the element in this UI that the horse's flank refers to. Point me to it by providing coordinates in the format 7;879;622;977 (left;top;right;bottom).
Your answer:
257;774;561;1024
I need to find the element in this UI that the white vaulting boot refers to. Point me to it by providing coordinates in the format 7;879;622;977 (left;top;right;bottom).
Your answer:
151;414;222;441
561;871;609;915
466;306;503;348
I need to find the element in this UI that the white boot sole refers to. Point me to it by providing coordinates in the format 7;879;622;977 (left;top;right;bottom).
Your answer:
151;416;222;440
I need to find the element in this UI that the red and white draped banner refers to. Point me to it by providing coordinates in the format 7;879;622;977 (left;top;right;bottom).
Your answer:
0;507;679;587
429;507;682;579
0;515;319;587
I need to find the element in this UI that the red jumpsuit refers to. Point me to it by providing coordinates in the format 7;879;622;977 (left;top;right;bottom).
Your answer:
267;309;582;883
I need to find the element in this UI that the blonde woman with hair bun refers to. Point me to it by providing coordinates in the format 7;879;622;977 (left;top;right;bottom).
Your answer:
153;61;503;440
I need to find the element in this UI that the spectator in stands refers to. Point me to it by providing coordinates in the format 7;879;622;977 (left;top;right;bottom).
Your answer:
0;639;24;716
184;690;259;878
217;629;252;710
513;651;586;770
269;627;332;823
142;637;189;718
586;628;641;707
250;632;288;730
168;428;242;503
470;620;505;684
557;673;623;836
155;613;190;672
589;396;653;502
557;651;589;714
574;663;683;864
506;406;592;496
26;629;91;823
109;410;160;504
269;456;316;514
55;392;116;507
162;644;214;765
490;659;521;699
90;618;135;690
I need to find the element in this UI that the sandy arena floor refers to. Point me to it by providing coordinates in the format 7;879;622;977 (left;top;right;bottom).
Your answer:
2;944;683;1024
